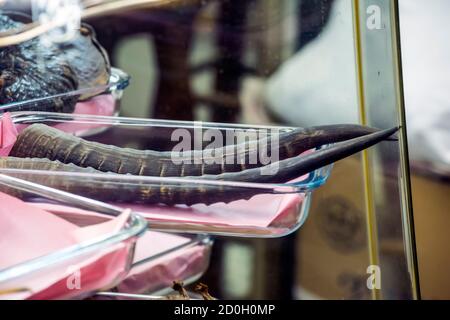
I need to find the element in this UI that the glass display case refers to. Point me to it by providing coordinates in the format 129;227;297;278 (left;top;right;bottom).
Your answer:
0;0;420;300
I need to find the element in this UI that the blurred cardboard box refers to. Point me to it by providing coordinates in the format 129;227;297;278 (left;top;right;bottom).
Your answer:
296;156;372;300
296;156;450;300
411;173;450;299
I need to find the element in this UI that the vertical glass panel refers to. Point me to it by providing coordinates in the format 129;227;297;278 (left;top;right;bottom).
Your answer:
351;0;418;299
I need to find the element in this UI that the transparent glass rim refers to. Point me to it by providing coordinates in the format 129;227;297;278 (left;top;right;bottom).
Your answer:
0;174;148;285
0;67;130;113
131;233;213;268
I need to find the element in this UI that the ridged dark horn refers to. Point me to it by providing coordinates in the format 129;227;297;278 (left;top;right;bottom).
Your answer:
10;123;391;177
202;126;400;183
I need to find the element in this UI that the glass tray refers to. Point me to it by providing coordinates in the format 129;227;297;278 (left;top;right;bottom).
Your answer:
50;210;213;296
54;206;213;297
0;12;129;119
0;67;130;121
0;173;148;300
116;234;212;296
3;112;333;237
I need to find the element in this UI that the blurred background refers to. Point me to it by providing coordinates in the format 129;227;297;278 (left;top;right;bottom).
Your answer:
5;0;450;299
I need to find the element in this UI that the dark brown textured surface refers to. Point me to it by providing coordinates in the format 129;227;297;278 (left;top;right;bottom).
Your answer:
0;157;260;205
0;13;110;112
10;123;385;177
4;126;398;205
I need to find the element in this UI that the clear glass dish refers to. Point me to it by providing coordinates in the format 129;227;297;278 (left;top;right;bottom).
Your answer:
0;11;129;119
0;173;148;300
116;234;212;296
3;112;333;237
47;208;213;296
55;206;213;297
0;67;130;120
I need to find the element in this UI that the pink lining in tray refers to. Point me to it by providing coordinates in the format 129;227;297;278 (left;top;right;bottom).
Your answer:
1;195;210;298
55;95;116;134
0;113;18;156
28;203;211;295
118;192;304;229
119;233;208;294
0;192;132;300
11;95;117;136
73;95;116;117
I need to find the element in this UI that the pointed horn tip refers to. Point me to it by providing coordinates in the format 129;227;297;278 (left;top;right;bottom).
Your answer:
377;126;400;141
334;125;399;140
388;126;400;137
315;124;399;140
388;126;400;133
374;126;399;138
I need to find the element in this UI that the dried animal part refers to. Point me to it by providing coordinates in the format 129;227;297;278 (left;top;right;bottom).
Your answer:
163;281;216;300
10;123;389;177
0;13;110;111
169;280;190;300
0;15;78;112
0;156;270;205
194;283;216;300
57;24;111;100
1;127;398;205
